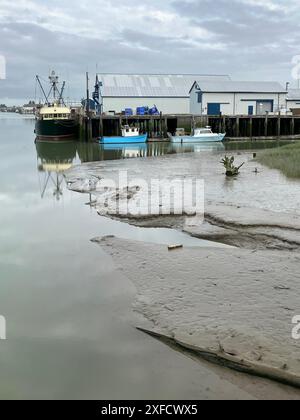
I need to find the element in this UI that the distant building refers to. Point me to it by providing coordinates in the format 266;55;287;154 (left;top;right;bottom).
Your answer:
97;73;231;115
190;81;287;115
20;101;36;115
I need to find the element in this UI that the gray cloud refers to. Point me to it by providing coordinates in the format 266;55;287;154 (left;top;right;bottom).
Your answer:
172;0;300;79
0;0;299;103
0;23;163;102
174;0;299;46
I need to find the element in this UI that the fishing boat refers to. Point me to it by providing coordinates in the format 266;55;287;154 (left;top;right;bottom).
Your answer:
99;125;148;144
35;71;78;141
170;126;225;143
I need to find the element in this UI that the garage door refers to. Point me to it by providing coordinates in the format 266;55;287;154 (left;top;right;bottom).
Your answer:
256;100;273;114
207;103;221;115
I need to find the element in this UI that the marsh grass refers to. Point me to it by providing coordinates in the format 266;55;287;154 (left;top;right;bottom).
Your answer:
256;142;300;178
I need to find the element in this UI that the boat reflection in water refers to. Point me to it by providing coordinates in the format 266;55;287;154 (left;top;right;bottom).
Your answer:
171;142;225;154
100;142;176;159
77;141;225;163
36;141;77;200
77;141;174;163
101;143;148;158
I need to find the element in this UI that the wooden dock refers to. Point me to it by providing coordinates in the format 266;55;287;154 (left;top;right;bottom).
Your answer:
79;113;300;142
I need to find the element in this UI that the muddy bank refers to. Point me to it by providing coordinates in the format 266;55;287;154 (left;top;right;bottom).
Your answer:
66;151;300;250
87;205;300;251
66;150;300;214
66;150;300;388
185;204;300;250
96;236;300;388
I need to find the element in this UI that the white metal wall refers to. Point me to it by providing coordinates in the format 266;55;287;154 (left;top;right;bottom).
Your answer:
103;97;189;114
287;100;300;110
190;87;287;115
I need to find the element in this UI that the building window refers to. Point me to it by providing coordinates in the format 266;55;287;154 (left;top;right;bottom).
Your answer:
197;92;203;103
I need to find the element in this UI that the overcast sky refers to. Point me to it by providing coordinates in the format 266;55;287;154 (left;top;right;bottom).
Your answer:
1;0;300;104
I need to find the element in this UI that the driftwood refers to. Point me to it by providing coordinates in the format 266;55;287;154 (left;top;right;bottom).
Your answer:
168;244;183;251
221;156;244;177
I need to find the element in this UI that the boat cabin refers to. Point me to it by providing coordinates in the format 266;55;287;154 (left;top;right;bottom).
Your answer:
194;126;213;136
121;125;140;137
39;105;71;120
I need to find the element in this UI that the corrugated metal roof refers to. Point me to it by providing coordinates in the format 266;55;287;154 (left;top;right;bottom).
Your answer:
98;73;231;97
287;89;300;100
193;81;286;93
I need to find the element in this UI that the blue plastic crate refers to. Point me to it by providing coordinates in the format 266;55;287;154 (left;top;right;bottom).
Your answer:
149;106;159;115
125;108;133;116
136;107;145;115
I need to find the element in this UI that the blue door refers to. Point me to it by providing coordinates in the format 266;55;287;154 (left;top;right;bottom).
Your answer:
207;103;221;115
248;105;254;115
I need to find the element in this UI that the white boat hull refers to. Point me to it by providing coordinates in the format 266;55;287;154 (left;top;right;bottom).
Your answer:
171;133;225;143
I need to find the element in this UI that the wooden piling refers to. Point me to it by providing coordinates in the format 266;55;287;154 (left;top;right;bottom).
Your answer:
236;117;240;137
218;117;222;134
222;116;226;134
264;114;268;137
164;117;168;138
277;113;281;138
291;117;295;136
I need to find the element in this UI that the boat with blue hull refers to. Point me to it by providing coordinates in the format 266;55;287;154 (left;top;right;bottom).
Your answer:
99;126;148;144
170;127;225;144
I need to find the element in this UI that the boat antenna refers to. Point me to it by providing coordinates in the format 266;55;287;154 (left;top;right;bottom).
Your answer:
36;75;49;105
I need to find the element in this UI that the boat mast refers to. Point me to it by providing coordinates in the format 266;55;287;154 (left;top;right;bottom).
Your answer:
36;71;66;106
58;81;66;106
36;75;49;105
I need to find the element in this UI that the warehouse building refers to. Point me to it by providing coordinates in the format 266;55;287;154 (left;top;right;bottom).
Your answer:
190;81;287;115
98;73;231;115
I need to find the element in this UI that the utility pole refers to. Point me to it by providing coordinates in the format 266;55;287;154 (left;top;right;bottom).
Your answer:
99;80;103;139
86;72;90;142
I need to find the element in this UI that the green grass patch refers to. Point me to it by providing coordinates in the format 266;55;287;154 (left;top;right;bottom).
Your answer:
256;142;300;178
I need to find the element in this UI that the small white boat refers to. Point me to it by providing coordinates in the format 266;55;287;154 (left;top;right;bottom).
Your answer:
170;126;225;143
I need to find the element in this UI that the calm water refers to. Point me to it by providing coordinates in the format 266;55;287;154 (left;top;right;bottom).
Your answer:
0;114;292;400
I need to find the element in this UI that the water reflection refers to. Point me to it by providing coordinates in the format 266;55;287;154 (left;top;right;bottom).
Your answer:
224;140;293;151
36;141;76;200
77;141;174;162
171;142;225;153
77;141;225;162
34;139;290;200
35;140;226;199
